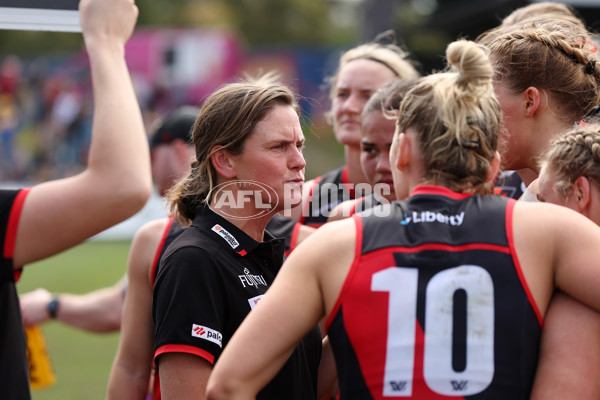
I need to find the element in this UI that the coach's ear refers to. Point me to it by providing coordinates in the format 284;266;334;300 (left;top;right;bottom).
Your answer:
210;146;237;179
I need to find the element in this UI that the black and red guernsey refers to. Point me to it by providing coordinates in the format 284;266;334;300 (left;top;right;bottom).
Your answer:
300;166;356;227
326;185;542;400
0;188;32;399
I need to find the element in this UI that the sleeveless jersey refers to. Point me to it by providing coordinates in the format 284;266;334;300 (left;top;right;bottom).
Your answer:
300;166;356;227
0;188;32;399
151;216;185;286
326;185;541;400
346;193;386;218
150;216;185;400
493;170;525;200
265;214;302;257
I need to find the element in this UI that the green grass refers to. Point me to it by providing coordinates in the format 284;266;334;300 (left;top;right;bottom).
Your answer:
16;240;131;400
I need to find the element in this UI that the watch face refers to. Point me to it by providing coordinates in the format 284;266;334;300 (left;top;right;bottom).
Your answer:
47;298;59;319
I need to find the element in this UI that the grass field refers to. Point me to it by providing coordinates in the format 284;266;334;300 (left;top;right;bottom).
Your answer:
16;240;131;400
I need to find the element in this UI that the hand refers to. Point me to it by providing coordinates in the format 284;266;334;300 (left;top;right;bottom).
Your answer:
79;0;139;48
20;288;54;326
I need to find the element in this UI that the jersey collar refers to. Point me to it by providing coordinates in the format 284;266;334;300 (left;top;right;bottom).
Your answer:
411;185;473;200
195;206;284;260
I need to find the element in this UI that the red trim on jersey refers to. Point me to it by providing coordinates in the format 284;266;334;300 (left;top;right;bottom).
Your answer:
6;188;31;282
154;344;215;365
151;217;174;287
326;214;363;331
381;242;512;255
348;197;363;217
506;199;543;326
411;185;472;200
4;188;30;260
289;222;302;254
341;166;355;199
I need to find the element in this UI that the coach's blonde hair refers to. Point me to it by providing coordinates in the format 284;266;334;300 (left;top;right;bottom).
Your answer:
397;40;500;194
166;72;299;226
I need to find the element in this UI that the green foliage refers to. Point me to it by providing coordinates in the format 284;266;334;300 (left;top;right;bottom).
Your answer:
227;0;342;46
16;240;130;400
0;0;357;56
0;30;83;57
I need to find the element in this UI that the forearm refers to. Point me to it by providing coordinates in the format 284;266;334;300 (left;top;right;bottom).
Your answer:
54;289;123;332
82;0;151;217
531;292;600;399
85;41;151;210
317;336;338;399
107;362;151;400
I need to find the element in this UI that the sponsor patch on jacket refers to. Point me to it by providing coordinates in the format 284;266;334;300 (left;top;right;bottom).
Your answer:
211;224;239;249
248;294;264;310
191;324;223;348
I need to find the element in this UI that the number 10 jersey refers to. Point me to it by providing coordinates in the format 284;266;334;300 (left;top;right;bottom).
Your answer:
326;185;541;400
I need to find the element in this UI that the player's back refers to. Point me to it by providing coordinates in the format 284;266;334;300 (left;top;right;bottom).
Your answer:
326;185;541;400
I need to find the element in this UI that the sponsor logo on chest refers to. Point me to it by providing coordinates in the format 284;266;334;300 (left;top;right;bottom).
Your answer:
238;267;267;288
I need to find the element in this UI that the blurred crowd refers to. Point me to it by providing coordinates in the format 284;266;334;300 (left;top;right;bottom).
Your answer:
0;53;178;183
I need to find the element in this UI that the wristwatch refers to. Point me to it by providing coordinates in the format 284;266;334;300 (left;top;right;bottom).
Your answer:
47;296;60;319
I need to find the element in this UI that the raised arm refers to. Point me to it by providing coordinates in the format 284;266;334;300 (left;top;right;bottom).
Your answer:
107;218;168;399
13;0;151;268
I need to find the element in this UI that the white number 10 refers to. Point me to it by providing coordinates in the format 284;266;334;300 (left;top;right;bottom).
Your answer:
371;265;495;397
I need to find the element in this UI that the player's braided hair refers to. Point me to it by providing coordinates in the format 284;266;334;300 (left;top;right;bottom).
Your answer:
486;20;600;123
542;125;600;196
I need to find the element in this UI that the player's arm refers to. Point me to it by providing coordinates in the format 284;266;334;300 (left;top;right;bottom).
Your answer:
20;277;126;332
531;292;600;399
317;336;338;400
13;0;151;269
514;201;600;313
206;218;355;399
107;219;167;399
327;198;359;222
296;224;316;247
159;353;213;400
